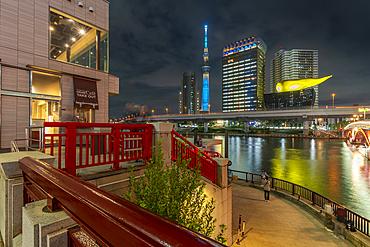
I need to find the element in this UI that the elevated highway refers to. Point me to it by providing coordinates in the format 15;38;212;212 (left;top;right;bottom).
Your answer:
133;107;363;123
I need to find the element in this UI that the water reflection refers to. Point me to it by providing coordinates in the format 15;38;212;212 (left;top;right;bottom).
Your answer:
209;136;370;219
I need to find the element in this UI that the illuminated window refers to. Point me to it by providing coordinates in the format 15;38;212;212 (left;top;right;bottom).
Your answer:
49;9;109;72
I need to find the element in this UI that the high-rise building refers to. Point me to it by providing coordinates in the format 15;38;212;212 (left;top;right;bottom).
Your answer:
270;49;319;107
201;25;210;112
222;36;267;112
179;71;200;114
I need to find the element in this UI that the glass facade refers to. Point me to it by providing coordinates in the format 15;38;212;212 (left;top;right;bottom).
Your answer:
263;89;315;109
222;36;267;112
49;9;109;72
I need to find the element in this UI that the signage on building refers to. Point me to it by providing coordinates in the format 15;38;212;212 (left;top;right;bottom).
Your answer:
74;77;99;109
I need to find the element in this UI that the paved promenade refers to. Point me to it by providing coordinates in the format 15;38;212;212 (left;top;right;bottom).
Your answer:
231;181;353;247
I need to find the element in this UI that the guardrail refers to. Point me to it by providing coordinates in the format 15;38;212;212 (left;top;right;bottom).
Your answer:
43;122;153;176
204;151;223;158
171;130;217;184
229;169;370;237
20;157;226;246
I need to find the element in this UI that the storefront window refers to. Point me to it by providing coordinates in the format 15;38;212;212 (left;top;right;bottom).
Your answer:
49;9;108;72
75;108;95;123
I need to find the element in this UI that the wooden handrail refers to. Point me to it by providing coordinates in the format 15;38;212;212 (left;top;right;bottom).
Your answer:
20;157;226;247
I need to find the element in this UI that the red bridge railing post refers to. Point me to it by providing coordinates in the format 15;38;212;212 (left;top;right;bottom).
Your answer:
112;125;120;170
65;124;77;175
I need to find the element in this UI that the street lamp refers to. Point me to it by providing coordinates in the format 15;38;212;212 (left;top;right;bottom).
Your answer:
184;106;187;115
358;108;369;120
166;108;168;114
208;104;210;113
332;94;335;108
152;109;154;115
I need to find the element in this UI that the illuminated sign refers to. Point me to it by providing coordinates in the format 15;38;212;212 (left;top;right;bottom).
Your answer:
276;75;332;93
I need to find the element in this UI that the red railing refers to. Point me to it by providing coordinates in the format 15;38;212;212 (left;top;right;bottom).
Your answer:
20;157;226;247
43;122;153;176
204;151;223;158
171;130;218;184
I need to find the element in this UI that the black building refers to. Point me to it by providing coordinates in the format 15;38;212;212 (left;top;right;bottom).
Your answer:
264;89;315;110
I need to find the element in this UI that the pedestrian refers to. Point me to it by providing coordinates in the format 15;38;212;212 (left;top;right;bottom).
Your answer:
227;160;232;179
263;176;270;202
260;169;268;183
195;135;203;147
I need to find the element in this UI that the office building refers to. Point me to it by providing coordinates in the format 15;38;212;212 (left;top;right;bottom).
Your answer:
179;71;200;114
201;25;210;112
222;36;267;112
270;49;319;107
0;0;119;149
264;88;315;109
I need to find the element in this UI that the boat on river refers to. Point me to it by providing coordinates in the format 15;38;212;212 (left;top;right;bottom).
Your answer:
344;121;370;159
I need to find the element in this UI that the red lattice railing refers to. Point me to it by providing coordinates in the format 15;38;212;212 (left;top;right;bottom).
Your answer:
204;151;223;158
43;122;153;176
171;130;217;184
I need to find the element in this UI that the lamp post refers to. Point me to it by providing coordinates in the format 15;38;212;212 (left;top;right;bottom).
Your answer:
332;94;335;108
208;104;210;113
166;108;168;114
152;109;154;115
184;106;187;115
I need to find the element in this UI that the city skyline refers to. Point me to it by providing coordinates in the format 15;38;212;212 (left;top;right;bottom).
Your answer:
108;0;370;117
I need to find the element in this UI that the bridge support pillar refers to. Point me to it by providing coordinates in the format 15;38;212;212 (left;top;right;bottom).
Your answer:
244;122;249;133
204;122;208;133
303;121;309;136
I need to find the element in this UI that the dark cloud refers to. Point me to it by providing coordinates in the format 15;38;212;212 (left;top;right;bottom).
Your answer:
108;0;370;117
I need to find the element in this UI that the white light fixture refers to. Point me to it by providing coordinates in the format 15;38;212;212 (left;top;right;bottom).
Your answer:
79;30;85;34
71;37;76;41
50;26;54;31
78;1;83;7
89;6;94;12
65;44;69;47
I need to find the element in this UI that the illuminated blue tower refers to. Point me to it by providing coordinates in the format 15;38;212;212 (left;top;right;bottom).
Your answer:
201;25;210;112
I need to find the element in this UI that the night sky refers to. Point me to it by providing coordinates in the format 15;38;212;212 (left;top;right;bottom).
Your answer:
107;0;370;118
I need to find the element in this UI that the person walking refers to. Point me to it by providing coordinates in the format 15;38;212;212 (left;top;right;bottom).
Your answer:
260;169;268;183
263;176;271;202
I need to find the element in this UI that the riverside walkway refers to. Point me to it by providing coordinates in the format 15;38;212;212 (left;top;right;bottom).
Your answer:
231;181;354;247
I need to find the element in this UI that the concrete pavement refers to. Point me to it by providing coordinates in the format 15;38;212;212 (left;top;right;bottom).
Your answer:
231;181;354;247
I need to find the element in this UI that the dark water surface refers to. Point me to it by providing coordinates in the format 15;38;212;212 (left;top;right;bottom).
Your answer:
208;136;370;219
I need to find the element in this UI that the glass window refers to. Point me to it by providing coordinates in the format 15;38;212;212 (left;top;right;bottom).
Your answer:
32;72;61;96
49;9;108;72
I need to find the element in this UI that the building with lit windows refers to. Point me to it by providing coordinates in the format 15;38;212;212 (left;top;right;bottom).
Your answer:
0;0;119;149
222;36;267;112
179;71;200;114
264;88;315;109
270;49;318;107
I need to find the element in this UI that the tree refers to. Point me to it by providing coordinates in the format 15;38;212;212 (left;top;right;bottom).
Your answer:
125;140;216;237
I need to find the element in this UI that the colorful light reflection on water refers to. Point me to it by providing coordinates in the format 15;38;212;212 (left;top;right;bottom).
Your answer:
209;136;370;219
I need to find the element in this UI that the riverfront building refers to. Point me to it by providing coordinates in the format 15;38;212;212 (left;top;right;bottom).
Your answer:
222;36;267;112
0;0;119;149
270;49;318;107
179;71;200;114
264;88;315;109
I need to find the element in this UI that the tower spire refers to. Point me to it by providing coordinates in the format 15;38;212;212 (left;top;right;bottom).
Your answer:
201;25;210;112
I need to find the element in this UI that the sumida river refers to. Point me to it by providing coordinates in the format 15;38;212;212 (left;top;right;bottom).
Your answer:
208;135;370;219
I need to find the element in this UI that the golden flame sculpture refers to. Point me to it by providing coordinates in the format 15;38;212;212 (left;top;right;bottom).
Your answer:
276;75;332;93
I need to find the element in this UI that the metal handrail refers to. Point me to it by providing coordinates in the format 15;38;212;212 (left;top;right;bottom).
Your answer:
229;169;370;237
20;157;226;247
11;140;19;152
